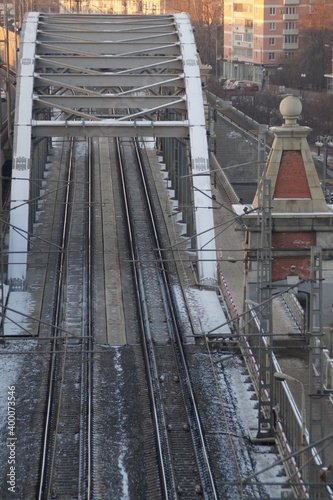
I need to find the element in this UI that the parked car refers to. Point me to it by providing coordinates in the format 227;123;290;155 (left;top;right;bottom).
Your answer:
234;80;245;89
223;79;236;90
1;88;6;101
244;82;259;91
223;79;245;90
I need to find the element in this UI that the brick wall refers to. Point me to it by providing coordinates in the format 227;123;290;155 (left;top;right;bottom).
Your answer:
272;231;316;281
273;151;311;199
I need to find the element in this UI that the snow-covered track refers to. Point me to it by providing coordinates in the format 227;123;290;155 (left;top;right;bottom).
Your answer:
116;136;217;499
38;137;93;499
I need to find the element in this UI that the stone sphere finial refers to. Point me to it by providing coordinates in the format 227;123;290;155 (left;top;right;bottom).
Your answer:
279;95;302;126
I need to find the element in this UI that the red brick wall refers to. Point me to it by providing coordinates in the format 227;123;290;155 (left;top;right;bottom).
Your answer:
272;231;315;281
273;151;311;199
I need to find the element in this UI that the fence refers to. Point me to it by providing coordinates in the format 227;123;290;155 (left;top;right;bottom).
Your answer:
217;265;332;497
282;292;306;336
243;306;332;499
210;152;240;205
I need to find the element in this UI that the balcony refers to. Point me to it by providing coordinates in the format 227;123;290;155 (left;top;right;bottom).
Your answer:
234;25;253;33
283;42;298;50
233;46;253;61
235;41;253;48
284;0;299;4
283;28;298;35
283;13;299;20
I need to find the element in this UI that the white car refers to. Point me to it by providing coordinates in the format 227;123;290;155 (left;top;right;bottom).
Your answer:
1;88;6;101
223;79;244;90
234;80;245;89
223;79;236;90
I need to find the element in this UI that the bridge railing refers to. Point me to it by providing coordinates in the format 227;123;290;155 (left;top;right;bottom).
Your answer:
242;306;332;499
323;348;333;391
282;292;306;335
210;152;240;205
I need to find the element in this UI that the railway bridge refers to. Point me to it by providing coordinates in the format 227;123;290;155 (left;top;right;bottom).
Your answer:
3;12;333;499
8;12;216;290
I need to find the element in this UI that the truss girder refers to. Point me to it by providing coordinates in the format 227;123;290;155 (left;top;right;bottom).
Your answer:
9;12;217;287
38;32;180;43
33;95;186;110
34;73;185;88
36;41;181;57
38;16;176;30
35;55;184;71
31;120;189;138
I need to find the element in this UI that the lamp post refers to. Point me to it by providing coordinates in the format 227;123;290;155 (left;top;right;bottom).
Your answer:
324;43;333;93
315;135;333;199
274;372;307;478
300;73;306;97
256;38;265;89
215;29;218;81
255;37;263;71
255;37;263;66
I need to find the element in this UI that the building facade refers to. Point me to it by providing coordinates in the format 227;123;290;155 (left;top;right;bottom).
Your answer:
222;0;311;84
60;0;163;15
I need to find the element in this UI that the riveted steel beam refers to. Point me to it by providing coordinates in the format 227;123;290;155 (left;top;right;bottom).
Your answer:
34;95;186;110
36;41;180;57
34;74;185;89
35;55;183;71
32;120;189;138
37;32;179;44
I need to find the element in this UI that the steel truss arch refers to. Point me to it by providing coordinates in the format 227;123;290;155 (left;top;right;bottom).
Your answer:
9;12;216;288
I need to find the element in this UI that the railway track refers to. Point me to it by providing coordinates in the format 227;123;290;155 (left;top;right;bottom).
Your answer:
38;137;93;499
116;136;217;499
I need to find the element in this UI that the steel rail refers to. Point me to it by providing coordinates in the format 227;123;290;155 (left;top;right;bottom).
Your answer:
86;136;93;499
115;136;171;499
38;137;75;500
133;140;218;499
38;136;92;499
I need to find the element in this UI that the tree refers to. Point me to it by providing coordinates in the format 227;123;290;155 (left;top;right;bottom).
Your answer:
166;0;223;66
290;0;333;90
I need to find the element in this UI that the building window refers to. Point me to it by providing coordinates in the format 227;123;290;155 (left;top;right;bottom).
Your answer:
285;7;296;14
284;35;298;44
286;22;295;29
269;37;275;45
244;34;253;42
269;52;275;60
234;3;253;13
270;7;276;15
270;22;276;30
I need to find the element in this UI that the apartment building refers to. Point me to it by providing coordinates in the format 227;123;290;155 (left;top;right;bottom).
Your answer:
60;0;163;15
222;0;310;84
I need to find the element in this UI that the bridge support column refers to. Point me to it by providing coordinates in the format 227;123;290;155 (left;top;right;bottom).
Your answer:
175;14;217;283
8;13;39;289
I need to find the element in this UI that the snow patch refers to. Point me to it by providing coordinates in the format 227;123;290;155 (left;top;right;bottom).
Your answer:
188;288;231;336
4;292;36;336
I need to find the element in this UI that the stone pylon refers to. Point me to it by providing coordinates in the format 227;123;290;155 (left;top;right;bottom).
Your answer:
236;95;333;326
253;95;328;214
